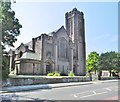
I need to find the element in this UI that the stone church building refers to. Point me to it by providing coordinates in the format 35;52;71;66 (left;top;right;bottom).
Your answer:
9;8;86;76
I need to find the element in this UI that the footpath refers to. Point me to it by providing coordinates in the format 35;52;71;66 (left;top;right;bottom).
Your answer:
1;79;119;93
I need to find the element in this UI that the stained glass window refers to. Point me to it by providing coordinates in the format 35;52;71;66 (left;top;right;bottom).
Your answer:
58;37;67;58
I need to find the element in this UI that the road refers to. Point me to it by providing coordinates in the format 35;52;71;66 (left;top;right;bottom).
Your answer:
1;80;119;101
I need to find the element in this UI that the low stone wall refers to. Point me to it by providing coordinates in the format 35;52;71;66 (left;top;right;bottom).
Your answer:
2;76;90;87
101;76;119;80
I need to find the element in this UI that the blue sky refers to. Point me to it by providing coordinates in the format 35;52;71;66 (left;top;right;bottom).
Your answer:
11;2;118;56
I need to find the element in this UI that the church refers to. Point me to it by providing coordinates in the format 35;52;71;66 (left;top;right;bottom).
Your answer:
9;8;86;76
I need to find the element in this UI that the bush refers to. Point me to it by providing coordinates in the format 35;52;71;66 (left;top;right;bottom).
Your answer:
68;71;75;77
47;73;54;76
47;72;61;76
9;69;16;76
54;72;60;76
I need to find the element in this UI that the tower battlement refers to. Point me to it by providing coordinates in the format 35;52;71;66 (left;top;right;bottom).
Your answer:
65;8;84;19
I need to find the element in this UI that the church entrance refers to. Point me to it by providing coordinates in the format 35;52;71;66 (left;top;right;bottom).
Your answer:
46;62;52;74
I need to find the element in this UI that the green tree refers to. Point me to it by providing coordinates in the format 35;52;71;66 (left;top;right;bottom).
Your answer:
117;53;120;72
2;52;9;80
86;51;99;74
0;1;22;48
112;52;120;74
0;0;22;80
97;51;117;76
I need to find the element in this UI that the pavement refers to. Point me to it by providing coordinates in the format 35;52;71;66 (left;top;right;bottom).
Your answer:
0;79;119;93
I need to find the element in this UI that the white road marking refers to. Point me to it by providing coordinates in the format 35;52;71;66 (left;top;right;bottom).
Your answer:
73;88;109;99
79;91;108;99
74;90;91;95
74;94;78;98
92;90;96;94
105;88;112;91
97;91;108;95
79;93;95;98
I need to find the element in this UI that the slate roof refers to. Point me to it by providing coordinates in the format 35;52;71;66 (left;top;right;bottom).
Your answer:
20;52;40;60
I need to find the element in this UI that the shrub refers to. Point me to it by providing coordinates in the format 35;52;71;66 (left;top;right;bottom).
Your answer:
68;71;75;77
47;72;61;76
47;73;54;76
54;72;60;76
9;69;16;76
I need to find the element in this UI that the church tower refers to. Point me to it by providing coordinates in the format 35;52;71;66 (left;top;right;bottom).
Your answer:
65;8;86;76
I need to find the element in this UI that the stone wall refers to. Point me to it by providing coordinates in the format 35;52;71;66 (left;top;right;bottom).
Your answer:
101;76;118;80
2;76;90;87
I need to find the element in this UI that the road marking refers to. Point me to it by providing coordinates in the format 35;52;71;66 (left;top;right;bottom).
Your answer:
74;90;91;95
73;90;108;99
73;89;108;99
74;94;78;98
105;88;112;91
79;93;95;98
79;91;108;99
92;90;96;94
97;91;108;95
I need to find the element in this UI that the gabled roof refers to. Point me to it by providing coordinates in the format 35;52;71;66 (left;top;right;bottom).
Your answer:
16;43;25;50
48;25;66;36
25;41;32;46
16;41;32;50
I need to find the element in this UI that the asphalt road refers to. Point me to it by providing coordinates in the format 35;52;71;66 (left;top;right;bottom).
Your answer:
1;81;119;101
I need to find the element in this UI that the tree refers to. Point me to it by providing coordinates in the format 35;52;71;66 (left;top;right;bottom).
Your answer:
117;53;120;72
97;51;117;76
112;52;120;75
86;51;99;74
0;0;22;80
2;52;9;80
0;1;22;48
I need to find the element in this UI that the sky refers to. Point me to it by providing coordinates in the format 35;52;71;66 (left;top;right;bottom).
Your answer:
10;2;118;56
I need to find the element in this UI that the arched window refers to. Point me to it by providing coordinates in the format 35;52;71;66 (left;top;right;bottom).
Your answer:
58;37;67;58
